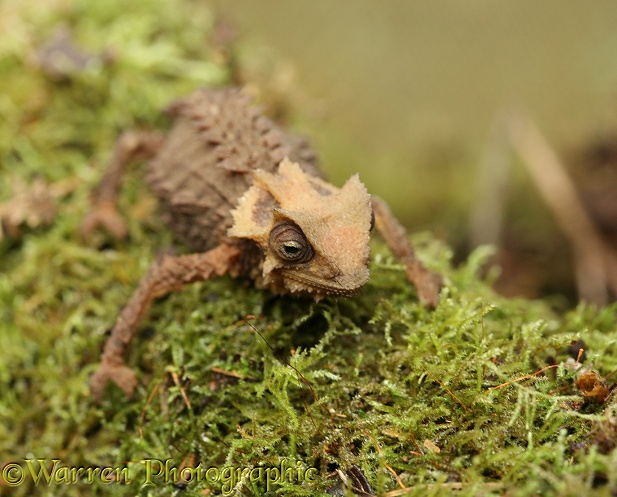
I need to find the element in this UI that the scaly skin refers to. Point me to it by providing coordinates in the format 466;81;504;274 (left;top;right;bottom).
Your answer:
83;88;441;400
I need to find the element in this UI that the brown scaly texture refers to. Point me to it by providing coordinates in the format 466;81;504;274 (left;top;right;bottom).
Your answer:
146;88;321;253
85;87;440;400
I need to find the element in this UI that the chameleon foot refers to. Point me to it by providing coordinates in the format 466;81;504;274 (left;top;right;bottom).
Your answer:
90;362;138;402
81;200;128;240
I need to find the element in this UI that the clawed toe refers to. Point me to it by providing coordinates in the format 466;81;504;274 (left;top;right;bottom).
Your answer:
90;363;138;402
81;202;128;240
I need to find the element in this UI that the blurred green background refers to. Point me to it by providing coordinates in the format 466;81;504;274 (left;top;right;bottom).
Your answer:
221;1;617;162
216;1;617;303
4;0;617;303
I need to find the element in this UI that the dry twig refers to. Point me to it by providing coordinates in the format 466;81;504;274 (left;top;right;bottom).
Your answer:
507;114;617;305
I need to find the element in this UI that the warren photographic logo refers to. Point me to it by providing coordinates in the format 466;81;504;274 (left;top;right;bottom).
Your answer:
1;458;317;495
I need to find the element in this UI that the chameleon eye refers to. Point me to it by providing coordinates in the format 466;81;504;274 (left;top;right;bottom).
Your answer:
269;221;314;263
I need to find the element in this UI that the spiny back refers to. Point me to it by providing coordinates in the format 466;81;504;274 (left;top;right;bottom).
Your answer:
145;88;320;251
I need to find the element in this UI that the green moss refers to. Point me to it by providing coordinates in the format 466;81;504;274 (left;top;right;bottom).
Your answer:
1;1;617;496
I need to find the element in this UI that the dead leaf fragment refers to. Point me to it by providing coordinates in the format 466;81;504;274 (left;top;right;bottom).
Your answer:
423;439;441;454
0;176;79;241
576;369;611;403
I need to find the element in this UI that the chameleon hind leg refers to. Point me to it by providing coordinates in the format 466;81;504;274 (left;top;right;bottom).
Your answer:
81;131;165;240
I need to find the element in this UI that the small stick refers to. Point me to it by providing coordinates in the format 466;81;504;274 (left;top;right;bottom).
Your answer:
507;114;617;305
484;364;559;394
363;430;407;492
421;364;469;413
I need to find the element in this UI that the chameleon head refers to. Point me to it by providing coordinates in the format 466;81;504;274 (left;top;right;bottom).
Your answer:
228;158;373;298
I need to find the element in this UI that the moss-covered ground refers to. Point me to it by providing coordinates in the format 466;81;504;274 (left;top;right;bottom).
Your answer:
1;1;616;496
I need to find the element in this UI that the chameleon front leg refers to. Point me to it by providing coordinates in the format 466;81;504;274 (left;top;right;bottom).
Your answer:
90;243;241;401
371;196;442;308
81;131;165;239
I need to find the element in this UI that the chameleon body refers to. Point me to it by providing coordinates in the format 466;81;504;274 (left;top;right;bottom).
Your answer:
83;88;441;400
